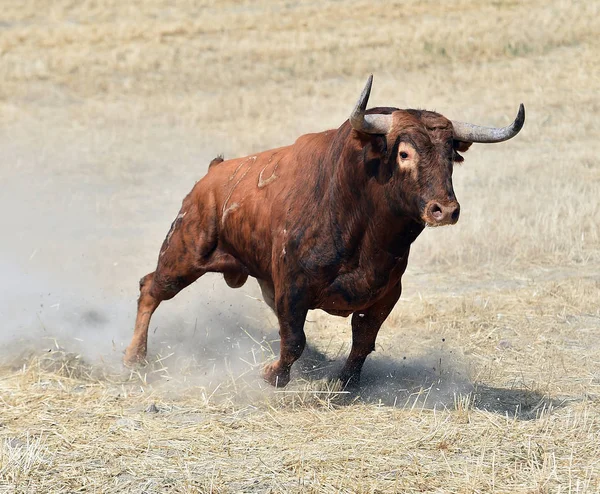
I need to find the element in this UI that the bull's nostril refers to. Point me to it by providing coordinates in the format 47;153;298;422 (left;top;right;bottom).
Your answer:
431;204;443;221
451;207;460;222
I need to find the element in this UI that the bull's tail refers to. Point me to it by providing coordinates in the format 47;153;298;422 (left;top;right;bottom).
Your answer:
208;155;224;169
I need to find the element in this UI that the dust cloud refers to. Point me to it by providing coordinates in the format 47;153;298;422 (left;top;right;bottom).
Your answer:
0;119;275;387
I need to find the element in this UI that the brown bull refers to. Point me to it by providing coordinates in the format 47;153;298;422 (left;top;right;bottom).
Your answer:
124;75;525;387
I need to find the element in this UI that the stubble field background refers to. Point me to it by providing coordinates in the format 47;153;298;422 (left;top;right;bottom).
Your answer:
1;0;599;492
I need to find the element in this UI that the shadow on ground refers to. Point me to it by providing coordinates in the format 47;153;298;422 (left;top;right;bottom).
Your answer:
291;344;570;420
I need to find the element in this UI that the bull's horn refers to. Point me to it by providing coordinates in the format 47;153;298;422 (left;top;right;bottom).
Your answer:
350;74;393;135
451;104;525;143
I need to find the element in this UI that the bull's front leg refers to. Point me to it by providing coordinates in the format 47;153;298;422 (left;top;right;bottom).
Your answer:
262;284;309;388
339;282;403;386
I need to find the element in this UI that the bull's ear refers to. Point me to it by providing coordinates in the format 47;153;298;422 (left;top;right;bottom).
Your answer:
453;140;472;163
363;135;391;183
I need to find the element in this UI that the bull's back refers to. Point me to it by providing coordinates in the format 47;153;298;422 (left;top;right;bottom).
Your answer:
196;131;334;278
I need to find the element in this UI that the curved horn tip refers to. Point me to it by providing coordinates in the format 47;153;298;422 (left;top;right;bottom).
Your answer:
349;74;393;135
359;74;374;109
350;74;374;129
514;103;525;132
451;103;526;143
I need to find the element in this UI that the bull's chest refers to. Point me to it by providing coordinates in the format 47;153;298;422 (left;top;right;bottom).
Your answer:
316;254;409;315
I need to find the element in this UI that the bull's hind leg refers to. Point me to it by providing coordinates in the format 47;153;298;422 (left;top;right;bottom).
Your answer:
339;283;402;386
124;199;212;366
124;272;160;365
124;267;204;366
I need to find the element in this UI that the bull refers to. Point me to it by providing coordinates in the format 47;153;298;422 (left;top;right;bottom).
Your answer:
124;75;524;387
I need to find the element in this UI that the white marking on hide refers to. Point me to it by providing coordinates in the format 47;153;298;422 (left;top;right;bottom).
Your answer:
229;155;256;182
281;228;288;257
160;211;187;257
222;156;255;224
221;202;239;223
258;154;280;189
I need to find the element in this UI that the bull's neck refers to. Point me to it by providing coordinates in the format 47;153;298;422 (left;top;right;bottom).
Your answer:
323;133;424;257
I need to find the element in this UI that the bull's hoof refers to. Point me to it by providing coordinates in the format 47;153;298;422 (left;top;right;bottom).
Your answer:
123;349;148;368
339;370;361;389
262;362;290;388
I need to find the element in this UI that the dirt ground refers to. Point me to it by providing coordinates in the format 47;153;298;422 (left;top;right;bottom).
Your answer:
1;0;599;492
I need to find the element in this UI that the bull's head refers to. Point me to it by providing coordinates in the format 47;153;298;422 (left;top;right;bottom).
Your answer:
350;75;525;226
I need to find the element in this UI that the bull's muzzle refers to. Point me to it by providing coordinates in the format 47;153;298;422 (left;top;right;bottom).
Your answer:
423;201;460;226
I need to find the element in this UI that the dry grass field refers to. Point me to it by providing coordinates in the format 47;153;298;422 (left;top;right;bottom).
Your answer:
1;0;600;492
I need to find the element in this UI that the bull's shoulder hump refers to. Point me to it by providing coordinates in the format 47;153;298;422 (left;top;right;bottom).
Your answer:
293;129;337;147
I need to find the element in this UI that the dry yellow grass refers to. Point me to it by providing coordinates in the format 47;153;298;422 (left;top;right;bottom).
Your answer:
1;0;599;492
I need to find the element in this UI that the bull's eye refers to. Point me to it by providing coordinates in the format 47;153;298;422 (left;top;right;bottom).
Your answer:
399;151;409;160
